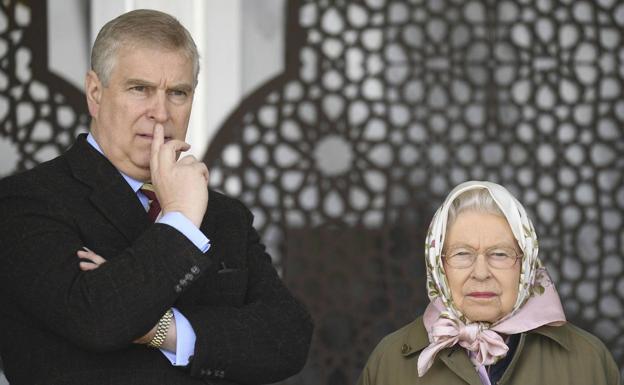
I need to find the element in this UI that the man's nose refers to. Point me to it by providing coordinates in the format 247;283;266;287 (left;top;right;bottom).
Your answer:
471;253;491;280
147;93;170;122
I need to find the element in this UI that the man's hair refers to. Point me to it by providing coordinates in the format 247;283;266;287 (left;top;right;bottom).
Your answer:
91;9;200;86
446;188;504;229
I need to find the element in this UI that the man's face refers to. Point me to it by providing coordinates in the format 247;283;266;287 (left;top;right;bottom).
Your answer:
86;45;195;181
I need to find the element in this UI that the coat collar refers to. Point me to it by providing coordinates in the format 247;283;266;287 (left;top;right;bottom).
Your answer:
399;317;570;357
530;323;571;351
66;134;151;242
398;316;571;384
399;317;481;384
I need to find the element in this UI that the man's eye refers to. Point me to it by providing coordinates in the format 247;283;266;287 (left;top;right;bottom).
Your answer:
130;86;146;92
170;90;187;97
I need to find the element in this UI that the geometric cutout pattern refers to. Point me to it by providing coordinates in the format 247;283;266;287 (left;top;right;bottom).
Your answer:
204;1;624;383
0;1;88;178
1;0;622;382
0;0;88;377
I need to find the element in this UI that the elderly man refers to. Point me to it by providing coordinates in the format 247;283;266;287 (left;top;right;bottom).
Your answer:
0;9;312;385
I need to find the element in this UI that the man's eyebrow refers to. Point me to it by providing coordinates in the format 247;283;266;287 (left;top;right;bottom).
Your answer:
125;78;156;87
168;83;194;93
124;79;193;93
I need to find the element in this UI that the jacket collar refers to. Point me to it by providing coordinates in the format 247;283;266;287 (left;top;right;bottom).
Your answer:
530;323;571;351
66;134;151;242
398;316;571;384
399;317;571;357
400;317;429;357
400;317;481;384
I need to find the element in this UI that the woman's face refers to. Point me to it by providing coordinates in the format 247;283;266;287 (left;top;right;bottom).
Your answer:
443;211;521;323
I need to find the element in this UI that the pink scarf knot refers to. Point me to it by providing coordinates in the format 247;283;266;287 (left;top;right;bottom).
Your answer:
417;316;508;377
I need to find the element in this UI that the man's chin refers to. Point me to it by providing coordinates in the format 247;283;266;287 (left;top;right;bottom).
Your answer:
126;159;151;181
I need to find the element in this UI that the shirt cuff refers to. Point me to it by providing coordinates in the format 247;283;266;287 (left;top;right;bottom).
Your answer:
159;308;197;366
158;212;210;253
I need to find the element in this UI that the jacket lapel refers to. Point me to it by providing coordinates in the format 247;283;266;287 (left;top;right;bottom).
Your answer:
66;134;151;243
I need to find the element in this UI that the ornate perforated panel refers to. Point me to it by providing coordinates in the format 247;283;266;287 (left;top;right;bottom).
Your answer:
0;1;88;378
0;1;89;178
2;0;623;383
204;0;624;383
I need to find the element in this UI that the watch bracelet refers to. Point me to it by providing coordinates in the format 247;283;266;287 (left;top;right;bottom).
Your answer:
147;308;173;348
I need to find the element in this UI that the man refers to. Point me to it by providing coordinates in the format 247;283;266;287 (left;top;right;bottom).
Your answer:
0;9;312;385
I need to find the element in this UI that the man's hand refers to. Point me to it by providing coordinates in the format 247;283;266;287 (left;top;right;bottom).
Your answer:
77;247;176;350
149;124;209;228
77;247;107;271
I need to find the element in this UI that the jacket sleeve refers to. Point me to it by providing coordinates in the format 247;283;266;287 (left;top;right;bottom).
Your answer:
183;200;314;385
0;184;212;352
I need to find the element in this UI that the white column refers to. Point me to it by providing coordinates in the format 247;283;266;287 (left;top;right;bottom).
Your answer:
89;0;244;160
197;0;242;159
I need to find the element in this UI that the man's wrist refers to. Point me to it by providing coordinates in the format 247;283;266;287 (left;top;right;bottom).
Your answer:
147;309;174;348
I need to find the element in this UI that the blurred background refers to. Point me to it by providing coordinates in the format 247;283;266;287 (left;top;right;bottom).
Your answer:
1;0;623;384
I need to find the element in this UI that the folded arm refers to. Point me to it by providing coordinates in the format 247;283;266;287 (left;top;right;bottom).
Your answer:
0;189;210;353
183;201;314;384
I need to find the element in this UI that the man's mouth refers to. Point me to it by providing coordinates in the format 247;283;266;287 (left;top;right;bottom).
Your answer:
138;133;172;141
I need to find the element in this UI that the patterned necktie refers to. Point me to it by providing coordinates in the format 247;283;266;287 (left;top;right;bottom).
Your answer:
140;183;161;222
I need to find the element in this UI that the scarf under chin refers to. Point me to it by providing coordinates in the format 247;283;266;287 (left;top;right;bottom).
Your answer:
417;268;566;376
418;181;567;378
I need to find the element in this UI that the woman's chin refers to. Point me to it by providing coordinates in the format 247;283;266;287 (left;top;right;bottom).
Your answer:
463;308;505;323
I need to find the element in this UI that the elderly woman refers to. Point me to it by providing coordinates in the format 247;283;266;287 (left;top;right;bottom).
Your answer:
358;181;620;385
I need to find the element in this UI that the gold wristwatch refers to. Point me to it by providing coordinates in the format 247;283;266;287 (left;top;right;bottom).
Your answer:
147;309;174;348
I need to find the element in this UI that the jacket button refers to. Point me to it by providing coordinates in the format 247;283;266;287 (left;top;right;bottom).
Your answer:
401;343;411;354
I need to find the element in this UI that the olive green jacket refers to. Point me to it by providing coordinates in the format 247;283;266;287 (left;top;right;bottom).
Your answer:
358;316;620;385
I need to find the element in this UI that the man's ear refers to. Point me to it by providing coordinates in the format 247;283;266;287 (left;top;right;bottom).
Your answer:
85;70;103;118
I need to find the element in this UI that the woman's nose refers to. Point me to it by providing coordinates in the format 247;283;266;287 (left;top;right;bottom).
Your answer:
470;253;492;280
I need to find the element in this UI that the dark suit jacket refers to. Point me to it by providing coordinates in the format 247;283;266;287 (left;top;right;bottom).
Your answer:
0;135;313;385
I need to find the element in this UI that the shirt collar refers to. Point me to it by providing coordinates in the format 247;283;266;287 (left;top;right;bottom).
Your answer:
86;133;144;193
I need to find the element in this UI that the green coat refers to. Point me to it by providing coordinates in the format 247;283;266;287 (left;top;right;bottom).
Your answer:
358;316;620;385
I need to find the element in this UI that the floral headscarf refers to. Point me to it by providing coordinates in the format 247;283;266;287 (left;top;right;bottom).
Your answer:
418;181;566;379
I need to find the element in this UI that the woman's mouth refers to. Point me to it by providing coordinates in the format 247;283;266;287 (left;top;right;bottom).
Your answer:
468;292;497;299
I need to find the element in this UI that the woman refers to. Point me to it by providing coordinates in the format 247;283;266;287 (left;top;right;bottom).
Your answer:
358;181;620;385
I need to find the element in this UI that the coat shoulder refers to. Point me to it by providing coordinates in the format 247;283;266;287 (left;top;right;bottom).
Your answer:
526;322;621;384
561;322;612;354
207;189;251;217
358;317;428;385
535;322;614;358
373;316;426;355
0;154;71;198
